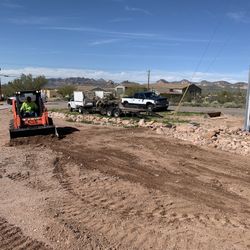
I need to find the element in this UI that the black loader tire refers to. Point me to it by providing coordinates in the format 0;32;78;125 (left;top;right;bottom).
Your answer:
48;117;54;125
9;119;14;130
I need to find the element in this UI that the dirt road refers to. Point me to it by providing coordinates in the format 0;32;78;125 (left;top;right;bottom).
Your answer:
1;109;250;249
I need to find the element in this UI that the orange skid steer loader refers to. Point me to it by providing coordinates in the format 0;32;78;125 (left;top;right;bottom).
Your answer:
9;90;58;139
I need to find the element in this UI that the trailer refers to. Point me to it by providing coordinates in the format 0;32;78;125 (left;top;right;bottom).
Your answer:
104;103;163;118
68;91;163;118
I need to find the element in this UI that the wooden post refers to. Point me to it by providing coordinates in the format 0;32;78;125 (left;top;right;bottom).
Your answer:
147;70;150;91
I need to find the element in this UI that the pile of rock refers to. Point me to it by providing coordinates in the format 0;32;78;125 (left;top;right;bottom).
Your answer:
49;112;138;127
157;124;250;155
49;112;250;155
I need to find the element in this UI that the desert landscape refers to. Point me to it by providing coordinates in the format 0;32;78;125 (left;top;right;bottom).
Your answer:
1;107;250;250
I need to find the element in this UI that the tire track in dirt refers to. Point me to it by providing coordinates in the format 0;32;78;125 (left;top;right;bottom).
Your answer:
6;123;250;249
50;159;249;249
0;217;51;250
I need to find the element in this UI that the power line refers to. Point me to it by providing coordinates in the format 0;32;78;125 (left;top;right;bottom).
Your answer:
174;0;235;114
175;20;223;114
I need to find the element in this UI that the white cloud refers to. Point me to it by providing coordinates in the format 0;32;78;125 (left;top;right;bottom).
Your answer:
41;26;209;43
41;26;155;39
1;67;247;84
227;11;249;23
125;6;152;15
89;38;121;46
1;0;23;8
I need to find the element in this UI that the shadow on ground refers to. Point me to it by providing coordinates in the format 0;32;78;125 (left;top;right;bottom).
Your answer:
57;126;79;138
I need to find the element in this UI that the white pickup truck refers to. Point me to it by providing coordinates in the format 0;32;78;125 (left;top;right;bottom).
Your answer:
121;91;169;111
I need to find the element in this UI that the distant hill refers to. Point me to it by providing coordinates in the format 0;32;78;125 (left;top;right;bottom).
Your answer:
46;77;115;88
155;79;248;93
46;77;248;93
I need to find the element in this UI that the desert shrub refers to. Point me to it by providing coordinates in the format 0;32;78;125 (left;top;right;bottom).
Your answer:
210;100;220;108
57;85;77;98
223;102;242;108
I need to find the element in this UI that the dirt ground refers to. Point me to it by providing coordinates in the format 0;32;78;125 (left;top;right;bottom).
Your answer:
1;109;250;250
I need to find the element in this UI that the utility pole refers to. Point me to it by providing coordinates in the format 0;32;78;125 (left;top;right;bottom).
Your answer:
0;68;2;101
147;69;150;91
244;69;250;131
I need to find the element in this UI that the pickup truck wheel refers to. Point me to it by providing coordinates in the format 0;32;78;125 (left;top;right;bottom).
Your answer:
79;107;83;114
146;104;154;112
123;101;128;107
68;105;73;112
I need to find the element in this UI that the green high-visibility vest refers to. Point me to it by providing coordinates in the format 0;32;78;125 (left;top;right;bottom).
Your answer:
20;102;38;112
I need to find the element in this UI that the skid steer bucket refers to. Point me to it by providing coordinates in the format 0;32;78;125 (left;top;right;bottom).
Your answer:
9;125;57;139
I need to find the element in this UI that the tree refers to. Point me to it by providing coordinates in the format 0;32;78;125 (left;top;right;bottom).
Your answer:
2;74;47;97
57;85;77;98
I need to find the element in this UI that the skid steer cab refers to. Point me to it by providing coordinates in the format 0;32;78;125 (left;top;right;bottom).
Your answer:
9;90;57;139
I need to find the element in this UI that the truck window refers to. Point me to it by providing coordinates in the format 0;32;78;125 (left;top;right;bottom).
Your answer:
144;92;156;98
138;93;145;99
134;93;139;98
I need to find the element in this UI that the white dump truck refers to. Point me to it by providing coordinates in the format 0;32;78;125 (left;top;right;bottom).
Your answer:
68;91;94;113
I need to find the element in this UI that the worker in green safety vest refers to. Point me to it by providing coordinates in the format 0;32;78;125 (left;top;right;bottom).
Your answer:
20;96;38;117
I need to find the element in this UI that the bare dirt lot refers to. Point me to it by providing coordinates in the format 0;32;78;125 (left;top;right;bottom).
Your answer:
1;109;250;249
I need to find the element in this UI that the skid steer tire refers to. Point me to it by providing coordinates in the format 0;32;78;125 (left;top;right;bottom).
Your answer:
48;117;54;126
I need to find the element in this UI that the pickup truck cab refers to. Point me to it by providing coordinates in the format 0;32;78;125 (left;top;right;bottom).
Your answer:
122;91;169;111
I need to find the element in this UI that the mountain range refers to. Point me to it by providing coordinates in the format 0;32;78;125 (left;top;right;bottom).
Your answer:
46;77;248;90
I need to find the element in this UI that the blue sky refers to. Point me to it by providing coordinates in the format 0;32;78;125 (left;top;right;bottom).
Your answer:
1;0;250;83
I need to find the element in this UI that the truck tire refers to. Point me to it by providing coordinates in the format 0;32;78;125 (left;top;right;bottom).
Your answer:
113;108;121;118
68;105;73;112
79;107;83;114
123;101;129;107
100;108;107;115
106;108;113;117
146;103;154;112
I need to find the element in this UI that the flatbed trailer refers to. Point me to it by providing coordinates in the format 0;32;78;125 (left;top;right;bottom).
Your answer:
70;100;163;118
105;103;163;118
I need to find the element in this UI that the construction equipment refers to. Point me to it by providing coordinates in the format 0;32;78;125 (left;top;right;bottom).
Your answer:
9;90;57;139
